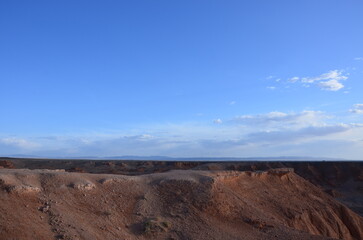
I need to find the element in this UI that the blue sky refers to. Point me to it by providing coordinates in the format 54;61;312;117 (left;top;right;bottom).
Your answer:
1;1;363;159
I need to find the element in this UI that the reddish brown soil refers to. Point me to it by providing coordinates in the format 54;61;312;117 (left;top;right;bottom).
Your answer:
1;164;363;240
4;158;362;216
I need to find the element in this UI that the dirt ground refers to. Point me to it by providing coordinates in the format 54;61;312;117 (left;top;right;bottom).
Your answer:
0;159;362;240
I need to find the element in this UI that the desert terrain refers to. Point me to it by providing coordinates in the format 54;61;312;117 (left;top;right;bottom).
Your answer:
0;158;362;240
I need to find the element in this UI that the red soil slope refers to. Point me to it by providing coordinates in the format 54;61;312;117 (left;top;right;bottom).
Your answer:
1;168;362;240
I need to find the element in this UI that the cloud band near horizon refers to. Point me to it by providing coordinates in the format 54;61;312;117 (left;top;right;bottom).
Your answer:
1;108;363;160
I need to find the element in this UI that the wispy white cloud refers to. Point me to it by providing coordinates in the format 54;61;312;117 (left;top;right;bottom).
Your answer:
288;70;348;91
245;124;356;144
349;104;363;114
0;137;41;156
1;110;363;159
318;79;344;91
354;57;363;61
234;111;328;129
266;76;281;82
266;86;276;90
229;101;236;105
213;119;223;124
300;70;348;83
0;137;39;149
288;77;300;83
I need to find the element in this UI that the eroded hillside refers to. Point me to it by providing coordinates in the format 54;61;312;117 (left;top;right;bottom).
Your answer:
1;168;362;240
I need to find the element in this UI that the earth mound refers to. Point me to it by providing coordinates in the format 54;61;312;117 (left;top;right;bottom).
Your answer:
1;168;362;240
